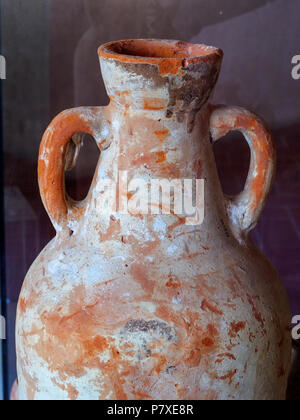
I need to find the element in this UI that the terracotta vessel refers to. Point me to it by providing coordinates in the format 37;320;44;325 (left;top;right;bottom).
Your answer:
16;39;291;400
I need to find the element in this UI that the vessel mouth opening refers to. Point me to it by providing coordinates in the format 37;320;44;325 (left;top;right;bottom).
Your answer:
98;39;222;61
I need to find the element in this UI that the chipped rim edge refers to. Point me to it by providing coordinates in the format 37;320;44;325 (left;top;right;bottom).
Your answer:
98;38;224;65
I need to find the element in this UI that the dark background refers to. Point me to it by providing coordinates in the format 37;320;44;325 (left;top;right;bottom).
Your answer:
0;0;300;399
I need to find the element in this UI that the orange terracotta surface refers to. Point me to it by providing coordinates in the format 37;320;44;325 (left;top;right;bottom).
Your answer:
16;39;291;400
98;39;223;76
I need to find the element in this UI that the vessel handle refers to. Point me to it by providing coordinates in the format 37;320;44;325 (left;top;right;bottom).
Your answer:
210;105;276;240
38;107;105;233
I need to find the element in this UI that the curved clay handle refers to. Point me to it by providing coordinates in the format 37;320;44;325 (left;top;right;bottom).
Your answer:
38;107;104;232
210;105;276;240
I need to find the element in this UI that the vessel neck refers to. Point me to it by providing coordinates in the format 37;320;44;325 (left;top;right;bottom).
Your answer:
106;101;211;181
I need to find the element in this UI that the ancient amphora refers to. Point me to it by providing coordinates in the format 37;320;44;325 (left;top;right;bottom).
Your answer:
16;39;291;400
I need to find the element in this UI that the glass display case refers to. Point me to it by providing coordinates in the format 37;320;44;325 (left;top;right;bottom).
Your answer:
0;0;299;400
